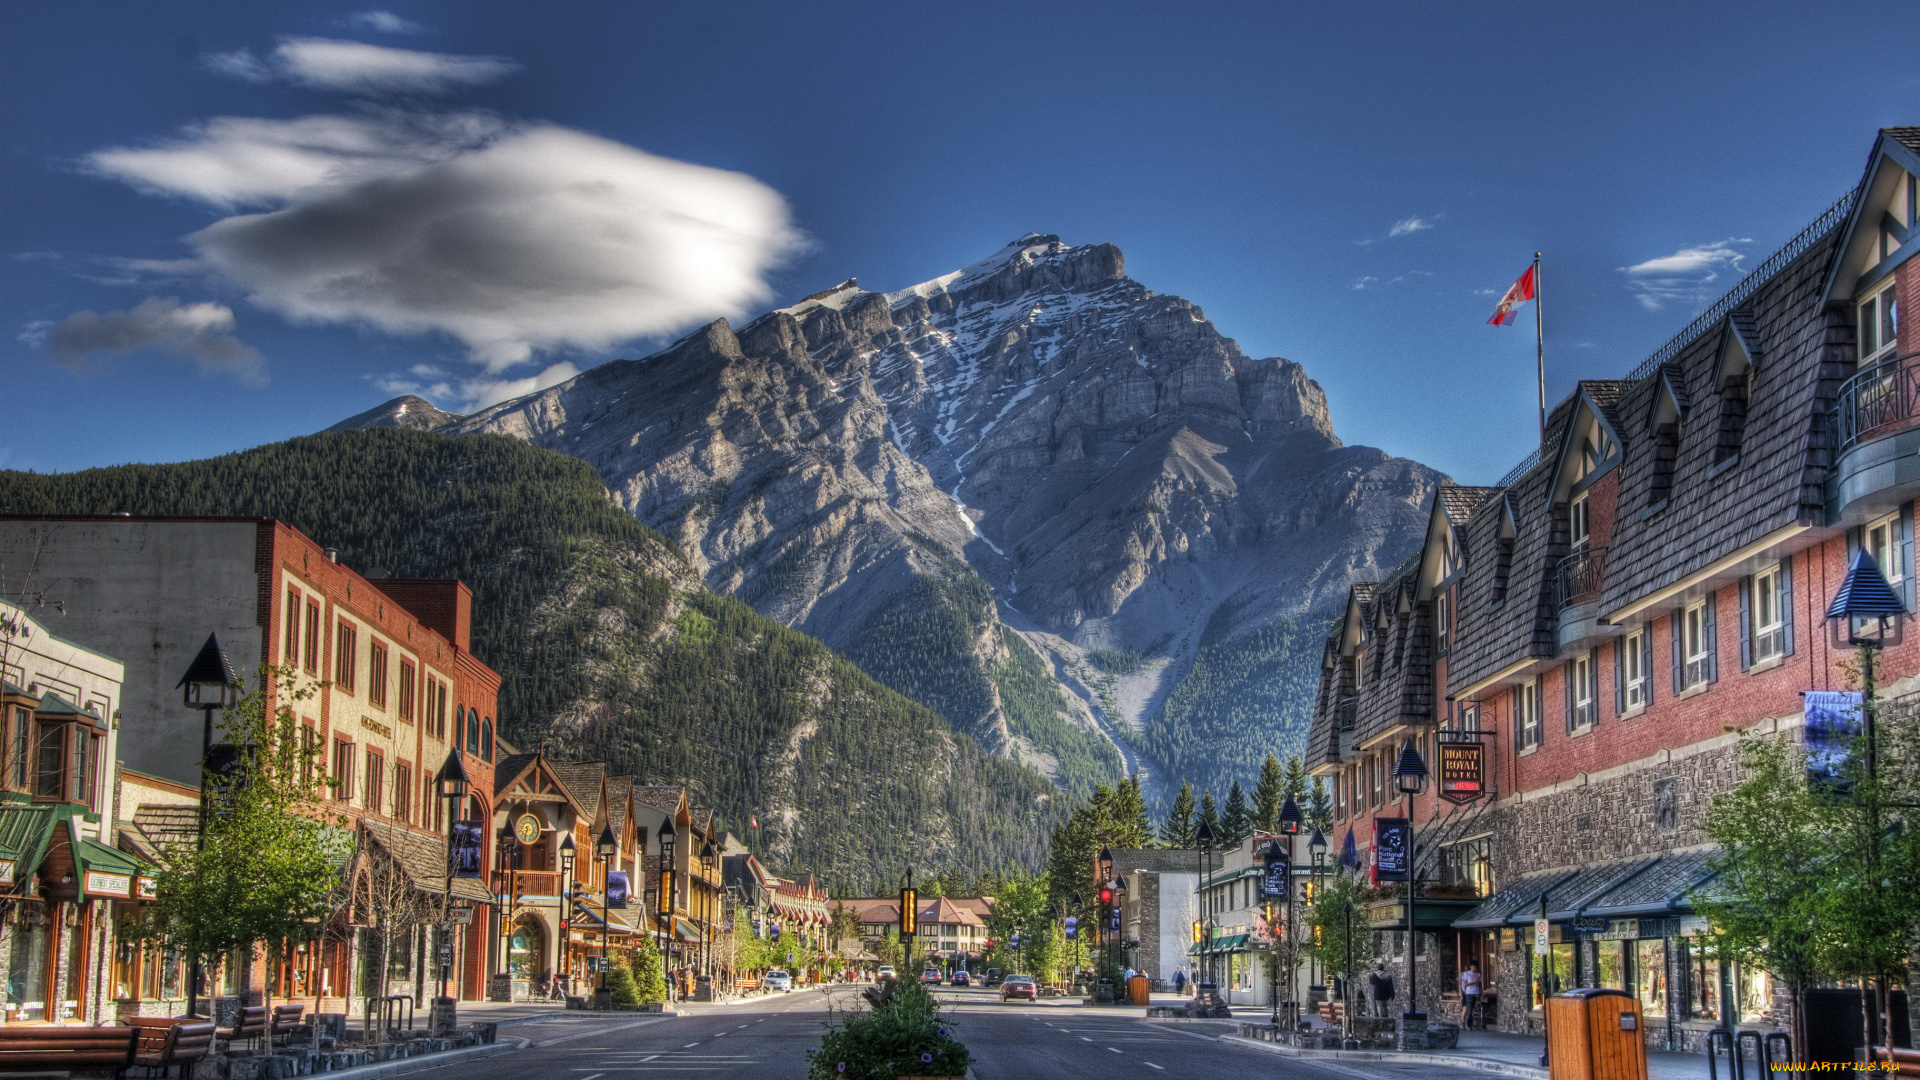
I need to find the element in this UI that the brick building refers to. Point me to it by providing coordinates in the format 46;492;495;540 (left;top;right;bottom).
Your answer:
1305;128;1920;1053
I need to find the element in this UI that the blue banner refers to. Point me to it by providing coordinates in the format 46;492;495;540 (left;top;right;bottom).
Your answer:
606;870;629;908
1064;916;1077;940
1805;690;1863;793
450;820;484;878
1374;817;1410;882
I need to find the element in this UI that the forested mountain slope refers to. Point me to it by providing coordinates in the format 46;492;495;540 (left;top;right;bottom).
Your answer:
0;429;1062;889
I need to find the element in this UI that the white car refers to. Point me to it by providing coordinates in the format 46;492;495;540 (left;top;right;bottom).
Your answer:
875;965;897;983
765;970;793;992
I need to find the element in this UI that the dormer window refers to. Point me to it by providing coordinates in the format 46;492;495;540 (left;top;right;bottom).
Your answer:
1570;492;1590;550
1859;283;1898;366
33;709;100;807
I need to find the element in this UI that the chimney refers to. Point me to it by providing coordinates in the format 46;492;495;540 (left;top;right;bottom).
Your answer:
323;548;339;563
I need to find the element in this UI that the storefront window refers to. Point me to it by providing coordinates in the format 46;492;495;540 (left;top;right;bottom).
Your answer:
1735;963;1771;1024
508;917;545;978
1686;939;1720;1021
1595;939;1626;990
1535;941;1574;1007
7;906;50;1021
1635;939;1666;1017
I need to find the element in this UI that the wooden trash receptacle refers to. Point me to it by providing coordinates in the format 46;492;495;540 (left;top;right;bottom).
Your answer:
1128;975;1150;1005
1547;988;1646;1080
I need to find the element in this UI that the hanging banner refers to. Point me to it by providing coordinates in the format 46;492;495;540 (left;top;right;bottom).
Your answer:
1438;742;1485;804
1804;690;1863;793
450;820;485;878
1261;846;1290;897
1064;916;1078;940
1374;817;1410;881
606;870;630;909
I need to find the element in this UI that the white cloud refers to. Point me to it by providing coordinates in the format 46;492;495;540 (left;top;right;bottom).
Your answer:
1352;276;1378;290
203;37;516;96
1388;216;1433;237
35;297;265;384
346;11;426;34
1618;239;1752;310
373;360;577;411
90;112;802;375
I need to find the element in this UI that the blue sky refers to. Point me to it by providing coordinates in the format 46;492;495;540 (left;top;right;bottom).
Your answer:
5;1;1918;483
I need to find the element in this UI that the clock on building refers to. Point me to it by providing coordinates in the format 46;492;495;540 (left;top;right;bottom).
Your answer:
514;813;542;845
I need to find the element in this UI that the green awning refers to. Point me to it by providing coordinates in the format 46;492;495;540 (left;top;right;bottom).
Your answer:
1188;933;1249;956
75;837;147;898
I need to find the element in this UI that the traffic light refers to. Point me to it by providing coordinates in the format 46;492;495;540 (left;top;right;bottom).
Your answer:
1098;886;1113;907
1302;881;1316;903
1191;920;1202;944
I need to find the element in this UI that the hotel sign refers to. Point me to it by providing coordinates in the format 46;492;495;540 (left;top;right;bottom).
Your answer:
1438;742;1485;804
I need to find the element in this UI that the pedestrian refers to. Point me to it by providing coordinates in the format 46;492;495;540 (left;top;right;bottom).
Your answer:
1367;962;1395;1018
1458;964;1482;1029
1174;968;1187;994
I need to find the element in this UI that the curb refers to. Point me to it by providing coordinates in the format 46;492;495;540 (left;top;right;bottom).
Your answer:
496;1009;680;1025
294;1039;524;1080
1218;1035;1550;1079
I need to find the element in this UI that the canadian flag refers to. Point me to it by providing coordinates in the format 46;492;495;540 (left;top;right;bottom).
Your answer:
1487;264;1537;326
751;814;760;830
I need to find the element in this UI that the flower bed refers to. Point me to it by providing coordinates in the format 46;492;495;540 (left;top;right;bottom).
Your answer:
807;978;970;1080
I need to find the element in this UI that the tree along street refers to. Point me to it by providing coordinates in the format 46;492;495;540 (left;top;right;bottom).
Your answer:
459;987;1497;1080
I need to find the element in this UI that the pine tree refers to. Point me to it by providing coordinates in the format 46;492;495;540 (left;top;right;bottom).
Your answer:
1199;791;1222;845
1308;776;1334;834
1253;753;1285;834
1161;782;1197;847
1222;781;1252;845
1283;754;1309;803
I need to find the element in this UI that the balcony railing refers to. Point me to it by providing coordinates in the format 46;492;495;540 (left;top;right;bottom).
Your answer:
1833;352;1920;457
1335;698;1357;733
1553;545;1607;608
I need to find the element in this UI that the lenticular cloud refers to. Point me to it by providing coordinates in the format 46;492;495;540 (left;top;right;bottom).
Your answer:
89;114;803;371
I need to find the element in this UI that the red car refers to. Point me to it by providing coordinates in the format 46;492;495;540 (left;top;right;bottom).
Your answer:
1000;974;1038;1001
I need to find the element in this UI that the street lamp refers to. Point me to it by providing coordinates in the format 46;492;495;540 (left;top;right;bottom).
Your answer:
1278;793;1303;836
559;834;576;993
176;633;237;1020
596;825;616;994
1392;738;1429;1032
1308;828;1328;992
701;840;717;982
435;750;470;1007
1194;817;1215;996
657;821;676;996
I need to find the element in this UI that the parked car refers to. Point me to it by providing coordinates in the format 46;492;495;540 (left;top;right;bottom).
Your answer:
921;969;943;984
875;965;897;983
950;970;970;987
982;967;1003;988
1000;974;1038;1002
764;970;793;992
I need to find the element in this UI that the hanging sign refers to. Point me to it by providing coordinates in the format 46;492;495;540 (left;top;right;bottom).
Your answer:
85;871;133;898
606;870;630;909
1064;917;1077;940
136;876;157;900
1533;918;1550;956
1374;818;1410;882
1438;742;1485;804
1804;691;1863;793
1261;846;1290;898
450;820;485;878
0;859;15;887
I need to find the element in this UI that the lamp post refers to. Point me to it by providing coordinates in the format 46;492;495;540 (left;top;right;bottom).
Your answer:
434;750;470;1011
898;869;917;972
1278;792;1302;1020
701;840;717;983
1194;818;1214;996
559;834;576;994
1391;739;1429;1035
177;633;237;1021
1308;827;1328;993
596;825;616;994
1825;548;1909;1057
1097;846;1114;984
1068;890;1082;980
657;821;676;999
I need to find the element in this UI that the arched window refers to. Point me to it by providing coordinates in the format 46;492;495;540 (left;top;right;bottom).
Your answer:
454;705;467;750
481;719;494;763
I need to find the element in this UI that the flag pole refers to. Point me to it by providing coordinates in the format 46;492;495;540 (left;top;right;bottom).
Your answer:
1534;252;1545;446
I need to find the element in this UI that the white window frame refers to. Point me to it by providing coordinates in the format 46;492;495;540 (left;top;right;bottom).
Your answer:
1866;512;1907;588
1569;492;1591;550
1623;629;1649;712
1517;680;1542;751
1751;564;1785;665
1569;653;1595;733
1682;601;1710;689
1435;589;1452;653
1859;282;1899;365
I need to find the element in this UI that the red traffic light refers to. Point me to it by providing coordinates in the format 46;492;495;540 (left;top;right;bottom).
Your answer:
1099;888;1113;905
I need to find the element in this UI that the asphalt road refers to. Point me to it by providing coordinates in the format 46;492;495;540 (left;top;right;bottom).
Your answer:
415;986;1492;1080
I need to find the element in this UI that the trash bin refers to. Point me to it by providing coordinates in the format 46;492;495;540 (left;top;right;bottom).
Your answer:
1128;975;1150;1005
1546;988;1646;1080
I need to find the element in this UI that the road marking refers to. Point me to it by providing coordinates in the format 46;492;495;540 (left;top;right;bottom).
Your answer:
1081;1036;1092;1042
1107;1047;1123;1053
1145;1064;1164;1071
683;1042;700;1047
579;1074;604;1080
535;1018;675;1046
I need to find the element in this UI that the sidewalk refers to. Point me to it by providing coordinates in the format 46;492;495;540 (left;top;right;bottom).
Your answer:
1212;1023;1703;1080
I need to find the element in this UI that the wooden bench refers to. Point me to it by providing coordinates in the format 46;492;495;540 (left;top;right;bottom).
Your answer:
267;1006;305;1048
127;1018;216;1079
218;1006;266;1052
734;978;762;994
1317;1000;1347;1025
1875;1047;1920;1077
0;1024;137;1075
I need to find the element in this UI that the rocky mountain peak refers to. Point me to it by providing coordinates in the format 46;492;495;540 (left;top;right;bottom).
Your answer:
324;394;464;434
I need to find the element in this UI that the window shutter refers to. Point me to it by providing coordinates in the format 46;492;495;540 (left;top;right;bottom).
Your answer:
1738;577;1753;671
1902;503;1915;610
1614;640;1626;715
1671;611;1684;695
1643;632;1654;706
1705;593;1719;682
1565;662;1575;733
1780;555;1795;657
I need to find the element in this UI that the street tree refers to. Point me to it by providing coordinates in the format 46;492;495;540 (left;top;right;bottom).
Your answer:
126;664;347;1016
1307;777;1334;835
1305;869;1377;1017
1198;791;1222;846
1283;754;1309;804
1222;782;1251;845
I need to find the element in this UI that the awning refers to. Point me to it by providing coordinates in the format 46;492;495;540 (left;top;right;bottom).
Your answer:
674;921;701;942
1543;858;1662;922
0;805;66;889
359;823;493;904
1452;867;1580;929
1189;934;1248;955
572;902;636;936
1574;849;1717;919
75;837;146;898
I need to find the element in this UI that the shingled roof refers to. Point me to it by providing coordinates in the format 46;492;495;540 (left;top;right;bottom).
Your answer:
360;821;493;904
549;761;606;820
1437;487;1501;525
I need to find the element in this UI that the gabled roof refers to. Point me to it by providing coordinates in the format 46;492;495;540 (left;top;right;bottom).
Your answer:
549;761;606;820
360;821;493;903
491;753;539;797
1438;487;1499;526
606;776;634;835
1545;383;1629;505
1821;127;1920;307
1646;363;1690;430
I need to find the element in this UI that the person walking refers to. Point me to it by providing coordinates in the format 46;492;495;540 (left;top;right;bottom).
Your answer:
1458;964;1482;1029
1367;962;1395;1018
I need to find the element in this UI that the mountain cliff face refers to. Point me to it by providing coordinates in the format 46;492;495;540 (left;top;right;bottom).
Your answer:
343;235;1444;800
